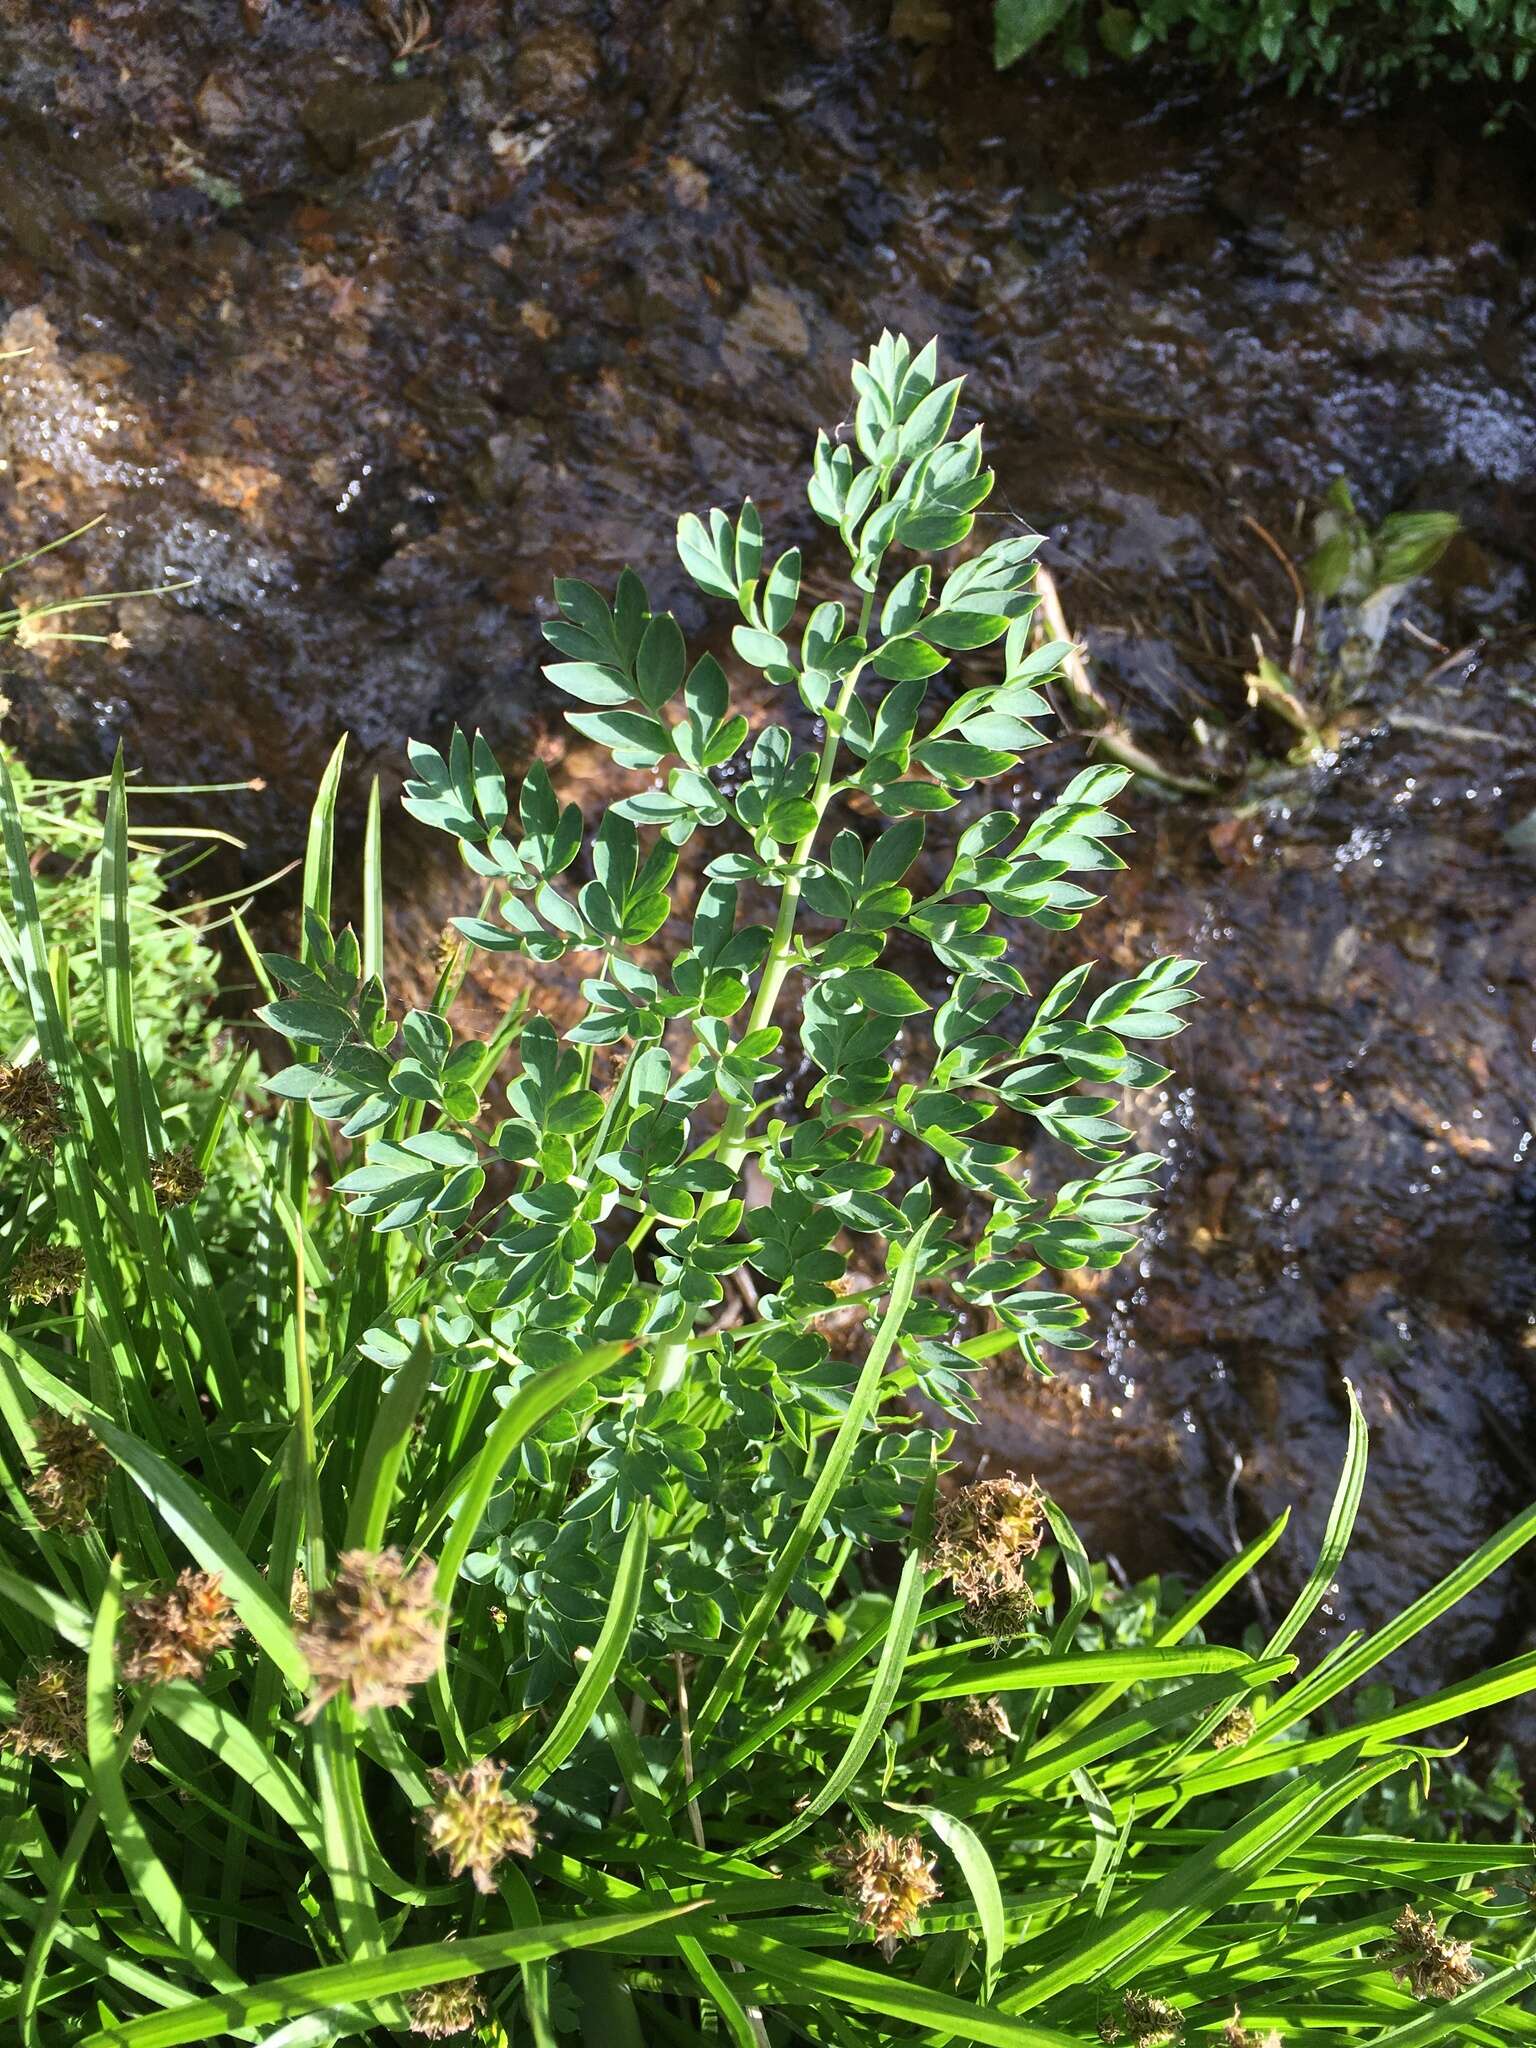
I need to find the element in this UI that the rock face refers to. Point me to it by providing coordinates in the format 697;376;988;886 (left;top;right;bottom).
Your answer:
2;0;1534;1703
0;307;147;487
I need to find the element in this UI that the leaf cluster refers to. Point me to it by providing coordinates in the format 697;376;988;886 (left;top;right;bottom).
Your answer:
994;0;1536;94
3;344;1534;2048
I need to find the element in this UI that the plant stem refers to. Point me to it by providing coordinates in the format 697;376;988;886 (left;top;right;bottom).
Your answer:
645;589;877;1396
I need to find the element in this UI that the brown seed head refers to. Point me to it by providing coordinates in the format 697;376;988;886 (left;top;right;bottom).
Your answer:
26;1412;112;1532
830;1826;941;1957
971;1582;1040;1642
407;1978;484;2038
1382;1905;1479;2001
1213;1706;1256;1750
2;1659;89;1760
120;1569;240;1685
425;1758;538;1893
928;1475;1046;1637
944;1693;1013;1756
8;1243;84;1306
150;1145;205;1211
2;1657;150;1764
0;1061;66;1154
1097;1990;1184;2046
297;1547;445;1719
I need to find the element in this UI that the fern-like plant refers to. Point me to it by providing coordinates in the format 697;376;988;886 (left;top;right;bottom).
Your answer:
264;331;1198;1693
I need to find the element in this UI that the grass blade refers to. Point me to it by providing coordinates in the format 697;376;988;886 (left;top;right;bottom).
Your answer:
76;1901;703;2048
1365;1957;1536;2045
705;1925;1079;2047
10;1350;304;1686
520;1512;650;1793
753;1457;938;1852
691;1216;938;1748
1264;1378;1366;1657
999;1753;1409;2015
85;1561;242;1992
896;1801;1007;1997
896;1644;1266;1705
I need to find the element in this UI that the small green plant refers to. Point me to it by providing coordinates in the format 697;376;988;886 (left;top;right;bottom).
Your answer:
1236;480;1463;754
264;330;1199;1689
3;339;1536;2047
0;745;271;1307
994;0;1536;94
1304;480;1462;606
0;750;224;1068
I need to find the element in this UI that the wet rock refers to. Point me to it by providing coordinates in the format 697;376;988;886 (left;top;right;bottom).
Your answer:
300;74;445;173
889;0;953;42
195;71;247;139
465;429;536;507
791;0;866;58
725;282;810;361
510;24;600;112
666;154;711;210
0;307;143;488
518;300;560;341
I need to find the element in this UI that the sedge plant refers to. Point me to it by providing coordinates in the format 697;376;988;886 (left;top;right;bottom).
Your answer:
1;336;1535;2047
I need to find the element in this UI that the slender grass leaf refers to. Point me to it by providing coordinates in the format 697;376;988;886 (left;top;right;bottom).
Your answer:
691;1217;938;1747
897;1644;1264;1705
1366;1957;1536;2045
10;1351;304;1686
1265;1379;1367;1658
754;1459;938;1851
703;1926;1079;2047
894;1801;1008;1997
85;1562;243;1992
520;1513;650;1793
76;1902;704;2048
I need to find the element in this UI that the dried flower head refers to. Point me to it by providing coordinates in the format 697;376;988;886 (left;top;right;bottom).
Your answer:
120;1569;240;1685
407;1978;484;2038
0;1658;149;1764
971;1582;1040;1643
944;1693;1013;1756
297;1547;445;1720
26;1412;112;1532
928;1474;1046;1637
2;1659;89;1760
425;1758;538;1893
1222;2010;1282;2048
149;1146;205;1211
830;1826;941;1957
1213;1705;1256;1750
0;1061;66;1154
1382;1905;1479;2001
1097;1989;1184;2046
8;1243;84;1306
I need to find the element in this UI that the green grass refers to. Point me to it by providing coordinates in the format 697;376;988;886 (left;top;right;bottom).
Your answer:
1;750;1534;2045
994;0;1536;94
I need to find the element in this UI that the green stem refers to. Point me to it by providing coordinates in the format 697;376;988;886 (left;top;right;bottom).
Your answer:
644;585;877;1395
